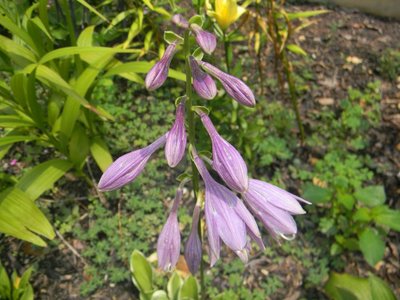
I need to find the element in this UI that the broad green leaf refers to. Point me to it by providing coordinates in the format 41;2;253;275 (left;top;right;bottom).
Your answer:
352;207;371;222
355;185;386;207
302;183;332;204
130;250;154;296
19;285;34;300
16;159;73;201
0;136;35;147
286;44;307;56
371;205;400;231
151;291;168;300
77;26;95;47
337;193;355;210
0;188;54;246
287;10;329;21
90;137;113;172
168;272;182;300
0;115;34;128
69;125;89;167
359;228;385;267
0;35;37;64
324;272;371;300
178;276;199;300
189;15;203;26
368;274;396;300
76;0;109;23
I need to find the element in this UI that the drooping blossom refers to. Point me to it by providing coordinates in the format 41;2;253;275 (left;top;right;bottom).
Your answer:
189;56;217;100
242;179;310;239
200;112;249;193
165;100;187;167
157;188;182;271
172;14;189;28
192;149;261;266
145;42;177;91
184;204;202;274
98;134;167;191
190;24;217;55
200;61;255;107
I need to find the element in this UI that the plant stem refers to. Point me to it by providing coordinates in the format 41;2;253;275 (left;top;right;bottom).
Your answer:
184;30;205;300
223;32;230;73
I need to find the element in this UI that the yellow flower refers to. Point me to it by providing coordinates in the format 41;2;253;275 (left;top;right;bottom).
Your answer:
213;0;245;31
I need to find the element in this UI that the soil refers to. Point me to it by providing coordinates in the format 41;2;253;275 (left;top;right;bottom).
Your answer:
1;3;399;300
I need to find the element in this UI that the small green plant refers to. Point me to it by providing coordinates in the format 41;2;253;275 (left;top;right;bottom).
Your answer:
130;250;199;300
378;48;400;81
0;262;34;300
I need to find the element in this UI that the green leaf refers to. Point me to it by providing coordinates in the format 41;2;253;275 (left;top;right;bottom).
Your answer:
359;228;385;267
0;115;34;128
189;15;203;26
324;272;371;300
0;35;37;64
0;15;37;54
0;188;54;246
151;291;168;300
0;262;11;299
164;31;184;44
287;10;330;21
0;136;35;147
337;193;355;210
355;185;386;207
168;272;182;300
104;9;136;33
130;250;154;296
90;137;113;172
371;205;400;232
353;207;371;222
368;274;396;300
178;276;199;300
302;183;332;204
16;159;73;201
192;47;204;61
69;125;89;167
286;44;307;56
76;0;109;23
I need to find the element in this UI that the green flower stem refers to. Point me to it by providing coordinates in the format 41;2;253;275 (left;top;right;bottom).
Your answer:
183;30;205;300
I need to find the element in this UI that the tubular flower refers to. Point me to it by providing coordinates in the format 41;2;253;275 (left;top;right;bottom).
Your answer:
98;134;167;191
199;61;255;107
242;179;310;239
157;188;182;271
165;101;187;167
189;56;217;100
193;150;261;266
184;204;202;274
190;24;217;55
214;0;245;31
200;113;249;193
172;14;189;28
145;42;177;91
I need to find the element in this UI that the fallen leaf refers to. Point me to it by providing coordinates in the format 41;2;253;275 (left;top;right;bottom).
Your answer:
346;56;363;64
317;97;335;105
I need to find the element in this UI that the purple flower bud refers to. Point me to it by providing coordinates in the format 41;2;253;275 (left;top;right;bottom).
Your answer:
184;205;202;274
200;61;255;107
145;42;177;91
157;189;182;271
189;56;217;100
98;134;167;191
165;101;187;167
192;150;260;266
200;113;249;193
172;14;189;28
190;24;217;55
242;179;310;239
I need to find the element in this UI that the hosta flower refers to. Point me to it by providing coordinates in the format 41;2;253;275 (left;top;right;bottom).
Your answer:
200;61;255;107
98;134;167;191
190;24;217;55
165;101;187;167
242;179;310;238
157;188;182;271
213;0;246;31
172;14;189;28
193;150;261;266
189;56;217;100
200;113;249;193
184;204;202;274
145;42;177;91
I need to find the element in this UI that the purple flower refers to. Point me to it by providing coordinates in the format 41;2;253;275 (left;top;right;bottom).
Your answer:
98;134;166;191
165;101;187;167
200;61;255;107
200;113;249;193
192;150;261;266
157;188;182;271
172;14;189;28
189;56;217;100
145;42;177;91
190;24;217;55
242;179;310;239
184;204;202;274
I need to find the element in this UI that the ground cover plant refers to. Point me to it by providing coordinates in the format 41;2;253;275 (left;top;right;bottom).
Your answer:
0;0;399;299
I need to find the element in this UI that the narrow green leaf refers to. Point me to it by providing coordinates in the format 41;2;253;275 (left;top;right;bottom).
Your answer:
359;228;385;267
104;9;136;33
90;137;113;172
0;115;34;128
287;10;330;21
0;35;37;63
0;15;37;54
69;125;89;167
0;262;11;299
16;159;73;200
286;44;307;56
76;0;109;23
0;136;35;147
